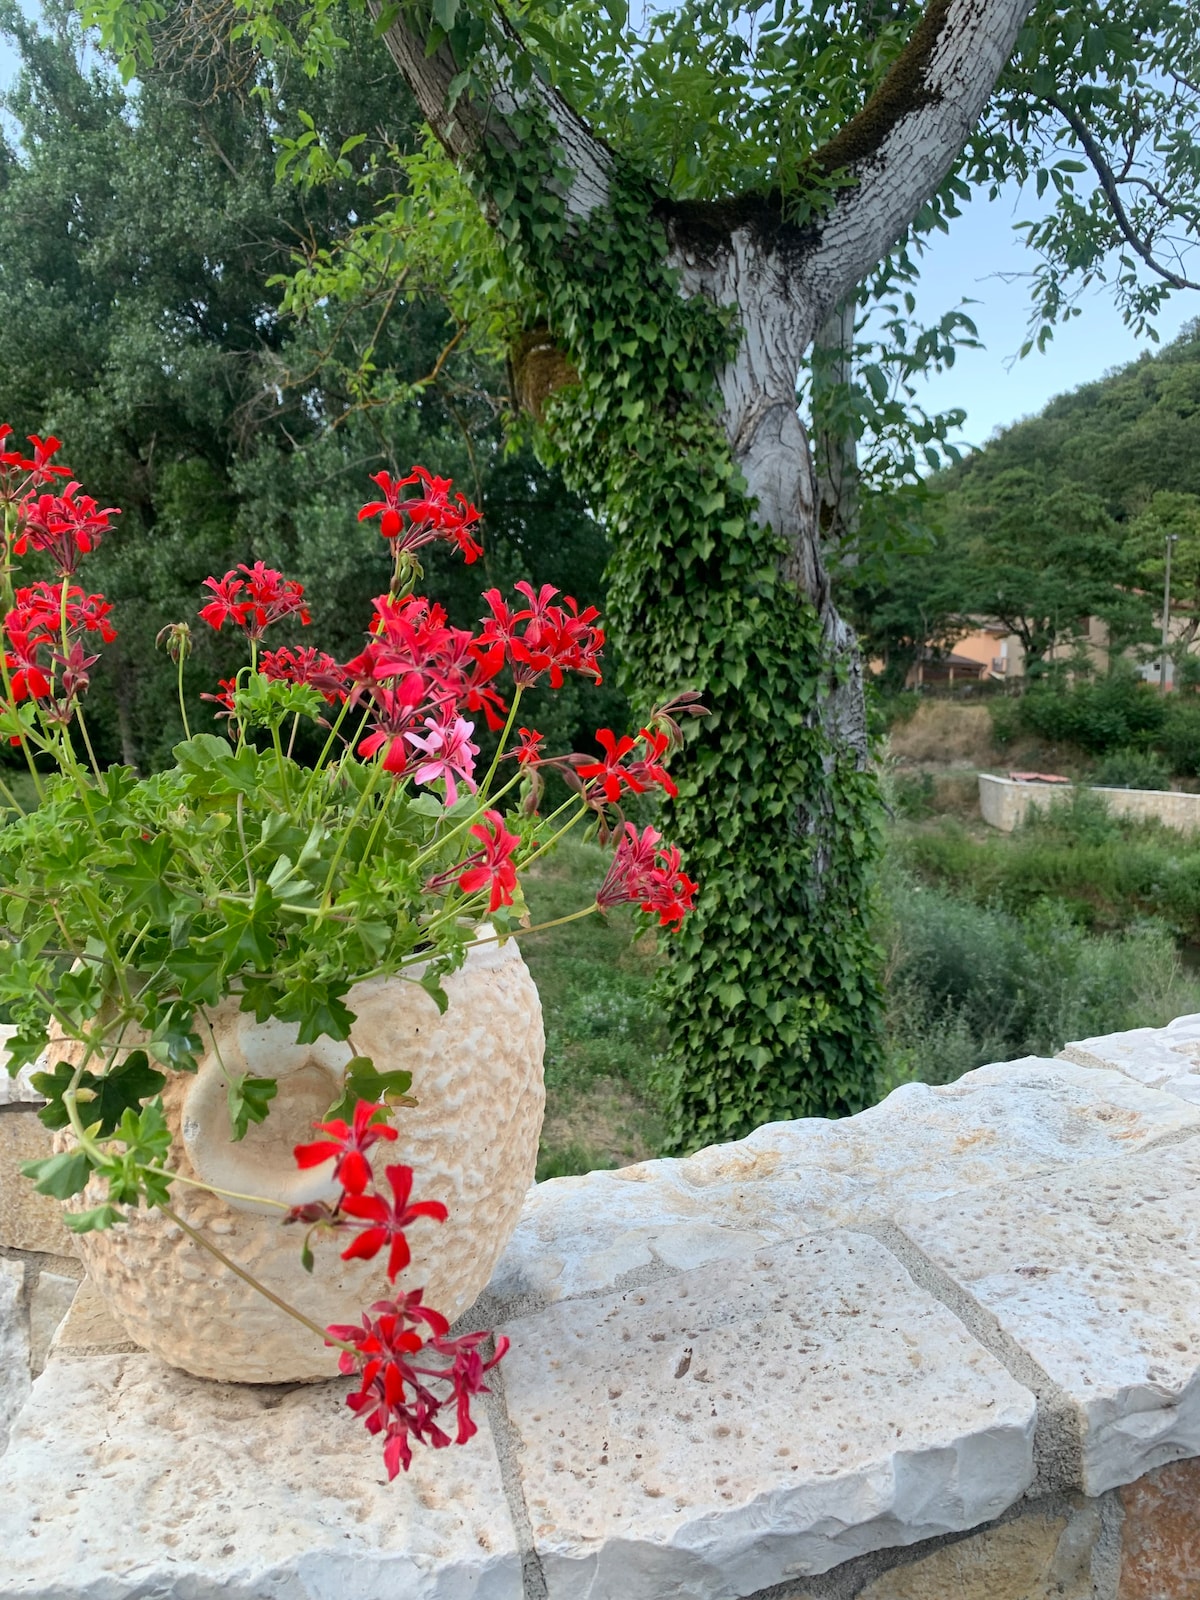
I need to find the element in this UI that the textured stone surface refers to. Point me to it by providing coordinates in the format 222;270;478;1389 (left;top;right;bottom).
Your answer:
0;1110;76;1255
1118;1457;1200;1600
0;1257;29;1455
854;1501;1102;1600
500;1231;1036;1598
1062;1012;1200;1097
49;1277;138;1360
487;1057;1200;1310
896;1138;1200;1496
64;936;544;1381
0;1353;522;1600
27;1271;78;1377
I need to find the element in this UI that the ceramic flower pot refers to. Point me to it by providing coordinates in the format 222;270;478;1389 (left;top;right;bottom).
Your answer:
59;935;544;1381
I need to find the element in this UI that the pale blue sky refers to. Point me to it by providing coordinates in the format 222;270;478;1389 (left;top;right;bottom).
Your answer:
1;26;1195;449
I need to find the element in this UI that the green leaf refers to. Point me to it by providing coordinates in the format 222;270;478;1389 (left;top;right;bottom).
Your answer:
32;1051;167;1138
226;1074;278;1141
107;834;177;919
324;1055;413;1122
63;1204;124;1234
21;1149;93;1199
419;969;449;1014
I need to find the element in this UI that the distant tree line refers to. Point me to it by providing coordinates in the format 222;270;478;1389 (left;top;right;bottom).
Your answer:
848;320;1200;689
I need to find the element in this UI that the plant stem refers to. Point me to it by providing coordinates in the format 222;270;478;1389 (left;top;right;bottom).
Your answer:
159;1204;354;1352
177;649;192;741
479;686;523;799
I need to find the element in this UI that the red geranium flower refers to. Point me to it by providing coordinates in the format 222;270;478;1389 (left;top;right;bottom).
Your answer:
357;467;483;564
199;565;309;640
294;1100;400;1196
455;810;520;912
339;1164;449;1280
596;822;698;929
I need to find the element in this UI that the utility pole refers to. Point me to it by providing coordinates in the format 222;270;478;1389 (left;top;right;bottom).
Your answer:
1161;532;1180;693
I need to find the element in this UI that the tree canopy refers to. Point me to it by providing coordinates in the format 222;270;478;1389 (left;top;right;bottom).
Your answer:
851;319;1200;683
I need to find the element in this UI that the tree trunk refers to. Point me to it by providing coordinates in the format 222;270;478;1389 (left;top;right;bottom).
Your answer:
812;299;861;565
670;229;871;768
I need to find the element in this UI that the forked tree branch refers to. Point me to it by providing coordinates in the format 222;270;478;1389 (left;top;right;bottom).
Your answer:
366;0;614;220
1042;92;1200;293
796;0;1037;321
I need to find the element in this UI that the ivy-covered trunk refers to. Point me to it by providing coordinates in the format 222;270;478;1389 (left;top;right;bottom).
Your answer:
521;193;884;1151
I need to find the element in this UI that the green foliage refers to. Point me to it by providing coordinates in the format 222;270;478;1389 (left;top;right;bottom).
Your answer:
1014;672;1166;753
1091;747;1171;790
879;871;1200;1092
459;129;884;1146
896;803;1200;942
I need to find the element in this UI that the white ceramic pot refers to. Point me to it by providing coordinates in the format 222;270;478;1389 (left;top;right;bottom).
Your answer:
60;936;544;1381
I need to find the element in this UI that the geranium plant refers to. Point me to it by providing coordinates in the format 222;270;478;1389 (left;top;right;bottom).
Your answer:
0;434;698;1477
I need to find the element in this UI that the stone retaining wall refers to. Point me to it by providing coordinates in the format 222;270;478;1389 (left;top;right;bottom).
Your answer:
7;1018;1200;1596
979;771;1200;833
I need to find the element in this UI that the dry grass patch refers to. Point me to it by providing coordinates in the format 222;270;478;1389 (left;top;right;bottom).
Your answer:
886;700;998;767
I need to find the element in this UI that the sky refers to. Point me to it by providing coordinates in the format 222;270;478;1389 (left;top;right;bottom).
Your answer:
902;183;1197;452
0;29;1196;453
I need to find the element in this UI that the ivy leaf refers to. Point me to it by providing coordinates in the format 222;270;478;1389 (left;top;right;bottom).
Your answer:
170;949;225;1006
211;882;279;969
146;1003;202;1071
226;1073;278;1141
324;1055;414;1123
32;1051;167;1138
20;1149;93;1199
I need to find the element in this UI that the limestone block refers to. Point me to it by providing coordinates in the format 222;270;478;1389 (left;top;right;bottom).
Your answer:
49;1277;138;1360
1118;1457;1200;1600
498;1231;1036;1598
1061;1012;1200;1093
852;1500;1102;1600
27;1271;78;1377
0;1257;29;1455
487;1058;1200;1310
0;1109;77;1256
895;1138;1200;1496
0;1353;522;1600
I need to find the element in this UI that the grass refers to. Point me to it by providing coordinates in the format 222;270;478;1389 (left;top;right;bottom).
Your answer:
894;790;1200;942
877;865;1200;1096
518;839;663;1179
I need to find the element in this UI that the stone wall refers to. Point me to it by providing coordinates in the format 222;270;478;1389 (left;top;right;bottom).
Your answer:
980;771;1200;833
7;1018;1200;1596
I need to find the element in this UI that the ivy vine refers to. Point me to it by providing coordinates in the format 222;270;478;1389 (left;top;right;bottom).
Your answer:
472;115;885;1151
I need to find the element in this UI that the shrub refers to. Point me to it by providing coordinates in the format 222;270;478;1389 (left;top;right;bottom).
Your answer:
1091;748;1172;789
1160;697;1200;777
878;872;1200;1092
1017;673;1165;755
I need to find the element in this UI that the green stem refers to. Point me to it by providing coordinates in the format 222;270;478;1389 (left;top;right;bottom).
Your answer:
140;1165;291;1211
407;771;523;875
177;649;192;741
160;1204;354;1353
479;686;523;800
320;755;388;908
